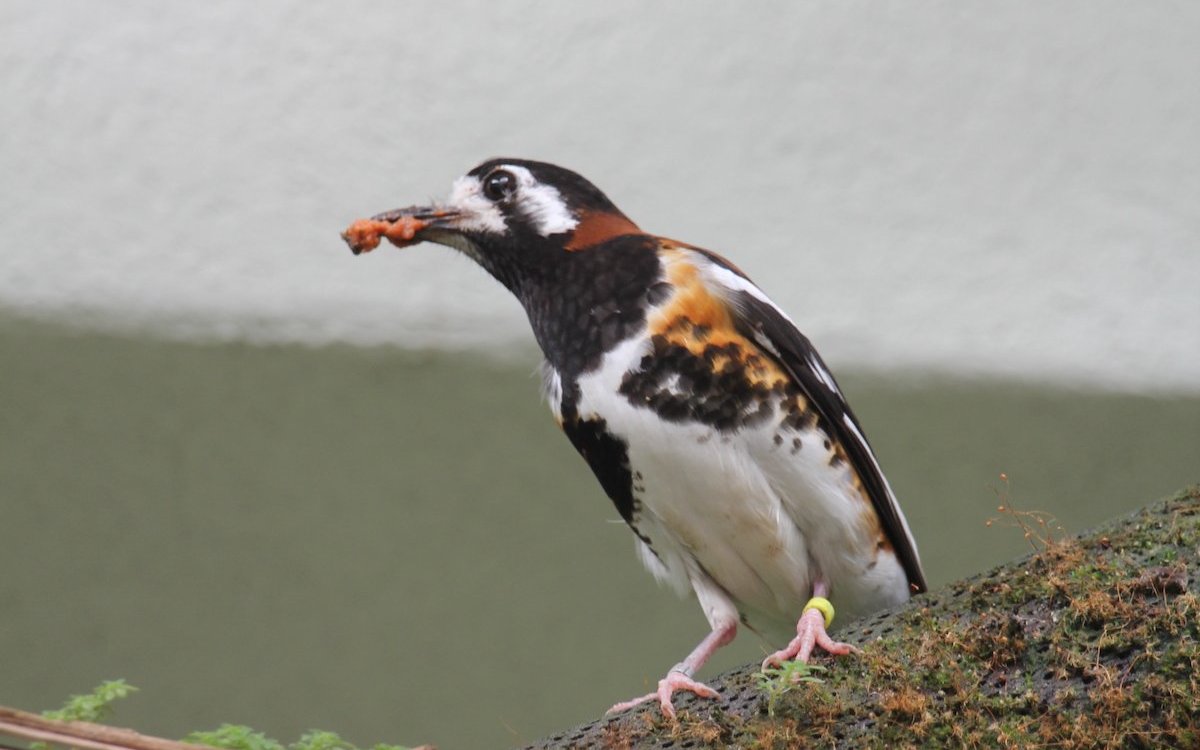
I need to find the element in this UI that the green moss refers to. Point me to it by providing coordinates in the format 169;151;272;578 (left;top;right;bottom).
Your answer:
532;487;1200;748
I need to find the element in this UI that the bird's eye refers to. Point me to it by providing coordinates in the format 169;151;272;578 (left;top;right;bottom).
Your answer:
482;169;516;202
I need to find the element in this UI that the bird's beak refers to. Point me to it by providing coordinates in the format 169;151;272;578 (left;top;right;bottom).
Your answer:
341;206;462;256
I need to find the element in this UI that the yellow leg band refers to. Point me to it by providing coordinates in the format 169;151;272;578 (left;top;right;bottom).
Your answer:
804;596;835;629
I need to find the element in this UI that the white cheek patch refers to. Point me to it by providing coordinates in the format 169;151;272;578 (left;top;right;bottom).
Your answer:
505;165;579;237
445;176;507;234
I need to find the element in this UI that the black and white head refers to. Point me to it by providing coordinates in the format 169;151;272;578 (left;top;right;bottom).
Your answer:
357;158;643;292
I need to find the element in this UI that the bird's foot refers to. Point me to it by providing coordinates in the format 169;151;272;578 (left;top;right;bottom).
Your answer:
606;668;721;719
762;606;858;671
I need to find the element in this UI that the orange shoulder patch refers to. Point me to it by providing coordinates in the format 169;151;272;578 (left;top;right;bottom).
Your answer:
649;246;789;389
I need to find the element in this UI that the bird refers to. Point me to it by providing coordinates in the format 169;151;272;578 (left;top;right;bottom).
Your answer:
341;158;927;718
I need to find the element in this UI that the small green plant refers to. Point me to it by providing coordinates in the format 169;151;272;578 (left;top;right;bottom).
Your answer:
184;726;412;750
292;730;411;750
184;726;285;750
41;679;139;723
31;681;421;750
756;661;826;718
31;680;139;750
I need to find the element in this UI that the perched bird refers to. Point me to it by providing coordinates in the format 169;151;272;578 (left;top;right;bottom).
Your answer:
341;159;926;717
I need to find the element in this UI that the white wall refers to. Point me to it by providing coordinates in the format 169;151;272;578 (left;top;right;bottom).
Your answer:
2;1;1197;392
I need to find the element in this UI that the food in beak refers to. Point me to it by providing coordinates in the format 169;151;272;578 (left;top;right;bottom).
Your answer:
341;215;428;255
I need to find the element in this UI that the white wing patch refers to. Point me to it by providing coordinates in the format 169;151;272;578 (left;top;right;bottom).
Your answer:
753;330;782;358
841;414;922;567
807;353;842;396
697;257;797;326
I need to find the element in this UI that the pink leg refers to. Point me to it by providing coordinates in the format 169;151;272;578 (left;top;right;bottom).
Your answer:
607;621;737;719
762;580;857;671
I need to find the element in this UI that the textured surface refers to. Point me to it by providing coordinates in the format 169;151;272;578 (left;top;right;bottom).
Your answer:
2;2;1199;391
526;487;1200;748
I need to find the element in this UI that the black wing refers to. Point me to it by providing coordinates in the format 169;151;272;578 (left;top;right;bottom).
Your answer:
699;250;928;593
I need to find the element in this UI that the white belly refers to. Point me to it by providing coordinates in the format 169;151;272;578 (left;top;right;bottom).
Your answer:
567;336;910;632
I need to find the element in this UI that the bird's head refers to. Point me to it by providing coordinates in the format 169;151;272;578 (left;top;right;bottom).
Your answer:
342;158;642;291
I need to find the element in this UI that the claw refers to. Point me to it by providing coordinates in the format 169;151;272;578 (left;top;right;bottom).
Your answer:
607;671;721;719
607;620;736;718
763;606;857;671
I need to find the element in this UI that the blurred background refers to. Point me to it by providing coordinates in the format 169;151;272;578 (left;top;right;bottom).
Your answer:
1;2;1197;749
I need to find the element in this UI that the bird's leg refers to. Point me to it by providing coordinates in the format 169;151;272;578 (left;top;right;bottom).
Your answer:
607;620;737;719
762;579;857;671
